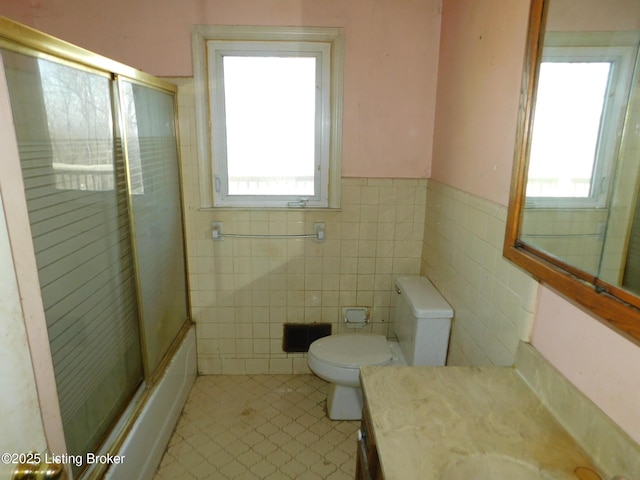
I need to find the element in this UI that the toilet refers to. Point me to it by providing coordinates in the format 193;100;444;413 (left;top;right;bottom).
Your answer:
308;275;454;420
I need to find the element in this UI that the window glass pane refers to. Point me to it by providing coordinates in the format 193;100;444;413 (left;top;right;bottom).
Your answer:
527;62;611;198
223;56;316;196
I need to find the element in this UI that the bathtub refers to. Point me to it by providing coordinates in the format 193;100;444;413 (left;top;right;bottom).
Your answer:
99;326;197;480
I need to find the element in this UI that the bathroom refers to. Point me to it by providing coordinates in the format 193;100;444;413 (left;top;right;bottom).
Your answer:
0;0;639;479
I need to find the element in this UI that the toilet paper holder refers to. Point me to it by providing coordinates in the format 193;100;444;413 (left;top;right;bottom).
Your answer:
343;307;370;328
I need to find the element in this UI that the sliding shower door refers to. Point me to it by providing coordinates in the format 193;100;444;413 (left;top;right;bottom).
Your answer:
119;80;189;375
2;50;143;472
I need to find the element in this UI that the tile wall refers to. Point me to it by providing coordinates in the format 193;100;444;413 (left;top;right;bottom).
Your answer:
174;78;427;374
421;180;539;366
521;208;607;274
174;76;539;372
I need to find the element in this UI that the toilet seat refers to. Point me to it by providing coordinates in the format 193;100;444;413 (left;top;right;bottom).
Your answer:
308;333;394;413
309;333;392;368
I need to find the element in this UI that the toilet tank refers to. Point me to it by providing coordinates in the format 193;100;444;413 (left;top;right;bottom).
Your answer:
394;276;454;366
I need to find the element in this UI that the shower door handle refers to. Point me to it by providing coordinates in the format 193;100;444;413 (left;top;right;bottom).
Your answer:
11;455;67;480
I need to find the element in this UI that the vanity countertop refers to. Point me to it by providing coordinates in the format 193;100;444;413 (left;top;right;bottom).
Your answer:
359;365;598;480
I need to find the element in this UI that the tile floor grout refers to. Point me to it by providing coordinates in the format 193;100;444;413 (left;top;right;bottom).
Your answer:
154;374;359;479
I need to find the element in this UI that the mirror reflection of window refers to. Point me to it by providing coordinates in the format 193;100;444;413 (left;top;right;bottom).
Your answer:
527;61;610;200
38;59;115;192
525;37;637;209
120;81;145;195
520;33;639;277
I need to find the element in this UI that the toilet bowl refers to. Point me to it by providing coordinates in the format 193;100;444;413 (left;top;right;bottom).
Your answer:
308;333;393;387
308;333;406;419
308;275;454;420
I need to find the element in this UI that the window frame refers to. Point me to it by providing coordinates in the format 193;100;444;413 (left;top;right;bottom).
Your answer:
192;26;344;209
525;33;637;209
209;42;328;207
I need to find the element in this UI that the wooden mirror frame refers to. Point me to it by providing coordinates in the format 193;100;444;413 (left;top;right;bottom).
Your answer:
503;0;640;344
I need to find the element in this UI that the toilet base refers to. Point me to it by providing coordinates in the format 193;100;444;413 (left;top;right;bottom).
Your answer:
326;383;363;420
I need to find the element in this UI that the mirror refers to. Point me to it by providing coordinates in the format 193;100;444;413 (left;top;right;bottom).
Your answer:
504;0;640;343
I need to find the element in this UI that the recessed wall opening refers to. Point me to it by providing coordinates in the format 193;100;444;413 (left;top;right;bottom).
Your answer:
283;323;332;352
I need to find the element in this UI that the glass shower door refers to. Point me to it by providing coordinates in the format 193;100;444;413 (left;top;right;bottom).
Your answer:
119;80;189;376
2;50;143;475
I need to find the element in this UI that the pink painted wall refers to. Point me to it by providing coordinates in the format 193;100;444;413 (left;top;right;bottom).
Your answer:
431;0;530;206
532;286;640;443
0;1;33;27
0;0;442;179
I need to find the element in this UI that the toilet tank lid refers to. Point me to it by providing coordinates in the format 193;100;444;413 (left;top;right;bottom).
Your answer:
395;276;453;318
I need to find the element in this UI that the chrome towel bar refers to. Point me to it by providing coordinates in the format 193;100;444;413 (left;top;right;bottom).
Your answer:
211;221;325;242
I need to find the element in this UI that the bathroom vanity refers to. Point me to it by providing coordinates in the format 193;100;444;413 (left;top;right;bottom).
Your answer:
355;397;383;480
357;364;606;480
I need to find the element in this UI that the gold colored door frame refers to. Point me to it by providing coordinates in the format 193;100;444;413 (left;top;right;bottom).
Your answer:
115;74;193;385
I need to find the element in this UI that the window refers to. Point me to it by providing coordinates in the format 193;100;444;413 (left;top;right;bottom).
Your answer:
525;34;637;208
192;26;344;208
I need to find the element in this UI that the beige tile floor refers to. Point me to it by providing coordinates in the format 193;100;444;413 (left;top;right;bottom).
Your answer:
154;374;359;479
